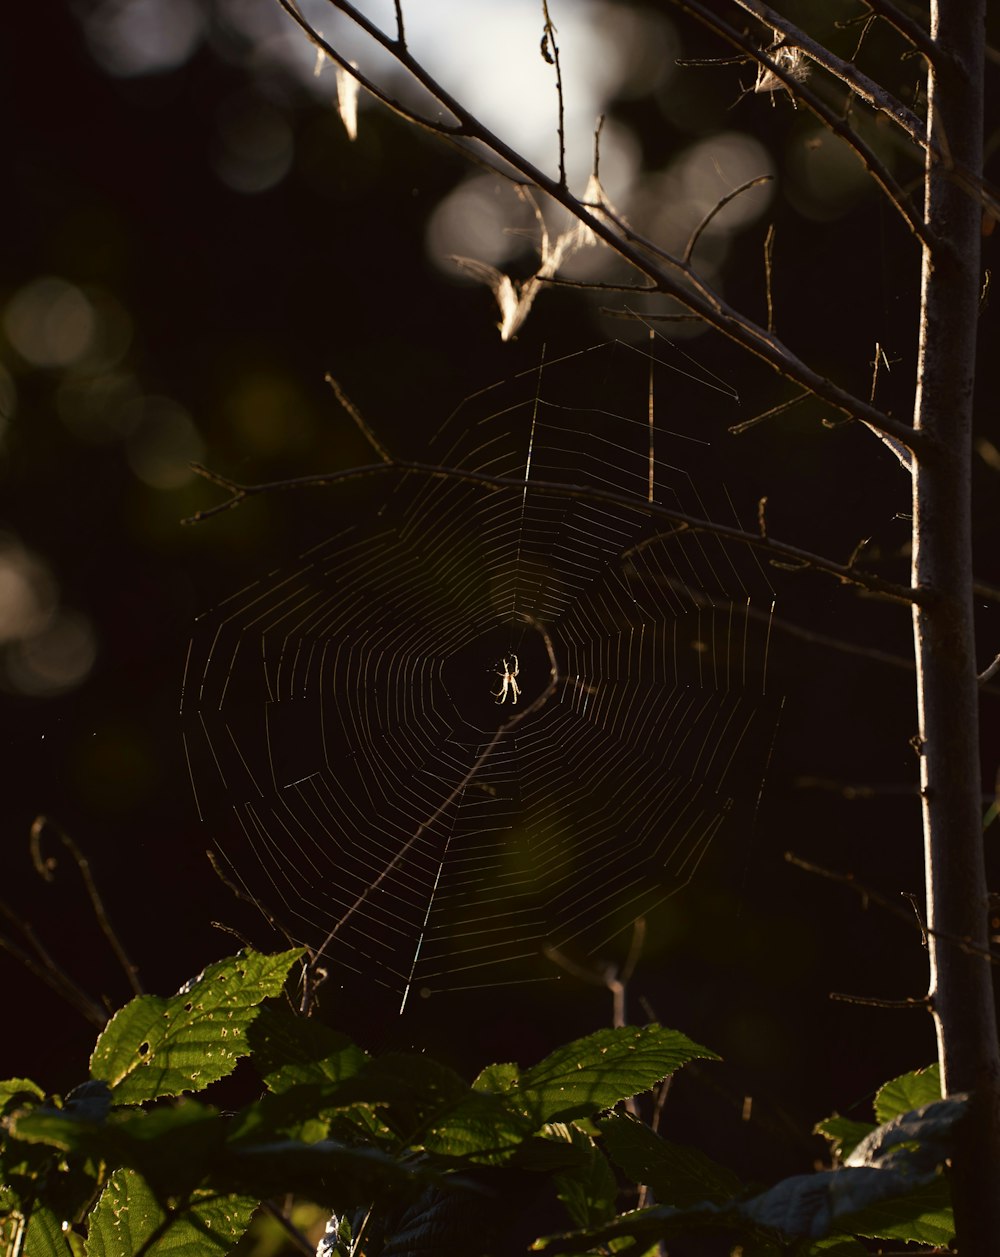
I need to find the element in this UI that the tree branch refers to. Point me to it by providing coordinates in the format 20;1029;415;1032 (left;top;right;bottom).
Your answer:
185;459;925;605
671;0;932;250
784;852;1000;965
861;0;940;64
730;0;926;137
271;0;929;455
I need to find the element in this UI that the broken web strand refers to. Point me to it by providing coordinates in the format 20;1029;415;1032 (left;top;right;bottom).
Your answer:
181;338;779;1013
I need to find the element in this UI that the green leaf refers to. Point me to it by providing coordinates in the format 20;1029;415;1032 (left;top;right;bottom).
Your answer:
14;1099;226;1194
813;1117;876;1162
838;1175;953;1245
89;949;302;1104
873;1064;940;1125
472;1063;519;1093
21;1205;71;1257
545;1122;619;1229
214;1138;437;1209
85;1169;256;1257
248;1006;367;1092
798;1237;868;1255
420;1088;532;1162
0;1078;45;1117
597;1110;743;1206
515;1025;717;1124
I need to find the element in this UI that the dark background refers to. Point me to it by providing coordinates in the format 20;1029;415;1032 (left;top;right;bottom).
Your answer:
4;0;1000;1191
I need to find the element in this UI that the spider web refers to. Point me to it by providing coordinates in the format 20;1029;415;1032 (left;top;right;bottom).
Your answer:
182;340;779;1013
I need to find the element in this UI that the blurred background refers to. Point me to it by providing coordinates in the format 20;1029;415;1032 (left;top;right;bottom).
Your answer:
4;0;1000;1196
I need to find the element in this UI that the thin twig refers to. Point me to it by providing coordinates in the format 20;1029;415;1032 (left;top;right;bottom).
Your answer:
762;222;776;334
259;1202;314;1255
671;0;931;250
185;459;925;605
0;900;108;1026
324;374;392;463
540;0;567;190
978;652;1000;685
30;815;143;997
393;0;405;48
861;0;940;64
708;0;1000;228
729;0;927;135
683;175;774;265
785;852;1000;964
272;0;929;454
729;390;810;435
829;991;929;1008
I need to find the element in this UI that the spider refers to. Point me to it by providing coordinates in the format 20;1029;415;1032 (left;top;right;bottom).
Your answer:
493;655;520;705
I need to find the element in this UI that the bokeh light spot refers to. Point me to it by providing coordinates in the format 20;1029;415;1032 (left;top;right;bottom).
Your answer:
3;278;97;369
124;397;205;489
83;0;205;78
6;611;98;697
213;94;294;194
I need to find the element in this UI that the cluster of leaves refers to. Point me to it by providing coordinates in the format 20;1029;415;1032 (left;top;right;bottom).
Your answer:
1;951;962;1256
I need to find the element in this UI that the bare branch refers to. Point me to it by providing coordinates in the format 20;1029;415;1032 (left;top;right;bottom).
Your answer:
829;991;929;1009
979;653;1000;686
185;459;925;605
30;815;143;997
324;374;392;462
0;900;108;1026
684;174;774;265
762;222;776;334
731;0;926;136
861;0;940;64
540;0;567;189
272;0;929;455
672;0;931;251
729;390;808;435
785;852;1000;965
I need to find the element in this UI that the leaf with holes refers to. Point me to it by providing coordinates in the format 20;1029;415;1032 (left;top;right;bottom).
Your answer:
85;1168;257;1257
89;949;302;1104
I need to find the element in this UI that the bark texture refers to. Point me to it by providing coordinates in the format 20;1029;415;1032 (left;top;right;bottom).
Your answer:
912;4;1000;1250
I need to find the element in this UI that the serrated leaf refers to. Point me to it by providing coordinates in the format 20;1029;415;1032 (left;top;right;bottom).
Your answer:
515;1025;716;1124
85;1168;256;1257
21;1204;70;1257
89;949;302;1104
546;1122;619;1228
813;1116;876;1161
473;1063;519;1093
335;1053;470;1144
800;1237;868;1255
0;1078;45;1116
838;1174;952;1244
873;1064;940;1125
534;1201;755;1254
421;1088;533;1162
597;1110;742;1206
248;1006;367;1093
